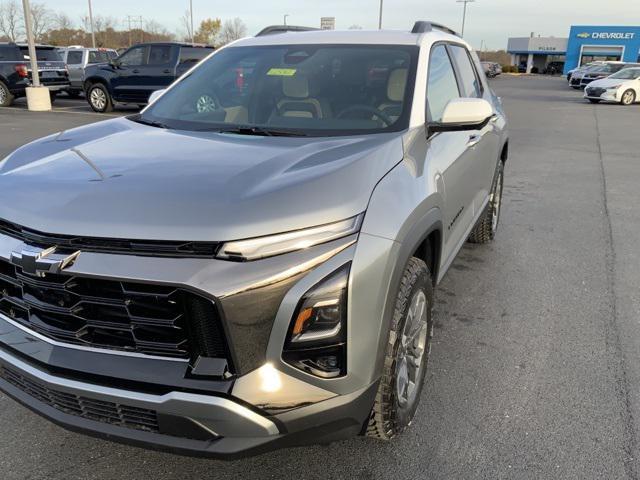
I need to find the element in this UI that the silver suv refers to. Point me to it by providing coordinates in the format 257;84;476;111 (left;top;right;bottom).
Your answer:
0;22;508;458
57;46;118;97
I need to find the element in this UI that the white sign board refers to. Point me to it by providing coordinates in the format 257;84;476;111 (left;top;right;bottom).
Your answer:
321;17;335;30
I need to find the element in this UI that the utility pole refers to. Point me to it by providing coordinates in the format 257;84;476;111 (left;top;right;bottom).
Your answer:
378;0;383;29
283;14;289;26
456;0;475;38
88;0;96;48
189;0;194;43
126;15;143;46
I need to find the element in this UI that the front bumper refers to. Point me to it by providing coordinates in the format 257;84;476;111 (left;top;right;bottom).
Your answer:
584;89;618;102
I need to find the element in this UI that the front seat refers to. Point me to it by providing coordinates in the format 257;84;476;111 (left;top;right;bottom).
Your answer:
272;75;328;119
378;68;408;122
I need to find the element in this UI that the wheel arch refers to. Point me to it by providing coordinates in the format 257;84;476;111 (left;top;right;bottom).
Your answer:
83;76;111;95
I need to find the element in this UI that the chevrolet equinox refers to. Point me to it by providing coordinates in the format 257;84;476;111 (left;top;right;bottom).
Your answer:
0;22;508;458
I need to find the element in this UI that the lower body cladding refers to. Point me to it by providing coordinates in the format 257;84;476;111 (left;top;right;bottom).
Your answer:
0;228;398;457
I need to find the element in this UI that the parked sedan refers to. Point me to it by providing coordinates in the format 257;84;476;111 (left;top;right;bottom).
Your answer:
579;62;640;88
481;61;502;78
584;67;640;105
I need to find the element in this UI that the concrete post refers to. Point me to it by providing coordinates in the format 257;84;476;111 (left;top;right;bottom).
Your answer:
22;0;51;111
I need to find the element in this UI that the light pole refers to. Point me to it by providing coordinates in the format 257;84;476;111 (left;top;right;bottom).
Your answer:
456;0;475;38
88;0;96;48
378;0;383;29
189;0;194;43
283;14;289;26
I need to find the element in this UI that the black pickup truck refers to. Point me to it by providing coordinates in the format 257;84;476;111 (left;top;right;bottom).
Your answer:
84;42;213;113
83;42;213;112
0;43;70;107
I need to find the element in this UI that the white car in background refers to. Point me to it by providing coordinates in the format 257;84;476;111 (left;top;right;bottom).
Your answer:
584;67;640;105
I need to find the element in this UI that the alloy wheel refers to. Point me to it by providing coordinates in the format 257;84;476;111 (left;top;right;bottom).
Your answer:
491;167;504;233
196;94;217;113
90;87;107;111
622;90;635;106
396;290;429;409
0;86;6;105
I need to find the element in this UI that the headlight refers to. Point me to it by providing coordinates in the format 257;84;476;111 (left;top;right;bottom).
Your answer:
217;214;362;261
282;264;350;378
606;84;622;90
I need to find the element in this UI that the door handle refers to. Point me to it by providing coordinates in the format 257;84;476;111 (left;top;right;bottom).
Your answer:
132;69;140;74
162;69;171;74
467;134;481;147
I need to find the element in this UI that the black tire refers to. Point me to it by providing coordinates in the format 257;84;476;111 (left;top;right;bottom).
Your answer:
468;161;505;244
49;91;57;104
87;83;114;113
0;81;14;107
621;89;636;106
366;257;433;440
589;99;601;104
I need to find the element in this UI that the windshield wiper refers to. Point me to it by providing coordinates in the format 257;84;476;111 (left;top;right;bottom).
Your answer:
128;114;173;130
200;126;309;137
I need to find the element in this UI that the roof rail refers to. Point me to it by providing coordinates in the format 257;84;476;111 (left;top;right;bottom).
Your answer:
411;21;459;37
256;25;319;36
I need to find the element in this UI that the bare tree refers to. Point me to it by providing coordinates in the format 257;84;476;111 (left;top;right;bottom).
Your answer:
29;3;53;41
348;24;363;30
0;1;22;41
218;17;247;45
180;10;193;42
53;12;74;30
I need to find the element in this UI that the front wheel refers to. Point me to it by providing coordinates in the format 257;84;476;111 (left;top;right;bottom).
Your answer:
621;89;636;106
87;83;114;113
366;257;433;440
468;161;505;244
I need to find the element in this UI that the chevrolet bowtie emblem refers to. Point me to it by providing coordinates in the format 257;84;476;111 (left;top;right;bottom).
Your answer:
9;246;80;277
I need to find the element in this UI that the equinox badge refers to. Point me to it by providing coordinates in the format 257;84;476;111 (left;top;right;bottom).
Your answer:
10;246;80;277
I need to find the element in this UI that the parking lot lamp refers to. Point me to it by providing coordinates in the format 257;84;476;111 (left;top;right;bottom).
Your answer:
378;0;383;29
88;0;96;48
284;14;289;26
456;0;475;38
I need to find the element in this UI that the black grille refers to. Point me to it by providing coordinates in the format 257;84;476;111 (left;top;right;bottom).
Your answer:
587;87;606;97
0;219;219;258
0;258;229;361
1;365;159;433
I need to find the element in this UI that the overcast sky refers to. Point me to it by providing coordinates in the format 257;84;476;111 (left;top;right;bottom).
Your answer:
45;0;640;50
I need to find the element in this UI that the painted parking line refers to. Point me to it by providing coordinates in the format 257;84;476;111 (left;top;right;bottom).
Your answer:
1;106;121;117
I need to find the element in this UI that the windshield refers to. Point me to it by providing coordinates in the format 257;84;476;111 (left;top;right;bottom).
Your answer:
140;44;418;136
610;68;640;80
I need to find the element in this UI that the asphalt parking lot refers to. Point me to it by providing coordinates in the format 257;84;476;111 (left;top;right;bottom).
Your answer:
0;75;639;479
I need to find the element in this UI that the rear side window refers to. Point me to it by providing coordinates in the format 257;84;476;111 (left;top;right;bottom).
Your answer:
0;46;18;61
66;50;83;65
427;45;460;122
179;47;212;64
148;45;173;65
449;45;482;98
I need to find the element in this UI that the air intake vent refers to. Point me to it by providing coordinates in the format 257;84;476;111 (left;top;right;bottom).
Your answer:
1;365;159;433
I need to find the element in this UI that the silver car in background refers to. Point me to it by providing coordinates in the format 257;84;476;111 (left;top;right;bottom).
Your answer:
57;46;118;97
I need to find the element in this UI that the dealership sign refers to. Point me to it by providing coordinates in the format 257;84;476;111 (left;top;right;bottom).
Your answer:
577;31;636;40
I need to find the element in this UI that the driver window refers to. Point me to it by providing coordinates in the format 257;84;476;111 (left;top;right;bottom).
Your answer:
118;46;146;67
427;45;461;123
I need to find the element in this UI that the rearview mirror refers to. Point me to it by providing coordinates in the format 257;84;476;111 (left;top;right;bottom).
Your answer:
429;98;494;133
148;89;166;104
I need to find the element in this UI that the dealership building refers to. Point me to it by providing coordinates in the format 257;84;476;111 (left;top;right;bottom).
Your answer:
507;26;640;74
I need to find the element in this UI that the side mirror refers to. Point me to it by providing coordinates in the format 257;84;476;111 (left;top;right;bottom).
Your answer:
148;89;166;104
429;98;494;133
109;59;120;68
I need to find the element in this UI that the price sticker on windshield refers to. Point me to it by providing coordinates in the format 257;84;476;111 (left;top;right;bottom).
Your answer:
267;68;297;76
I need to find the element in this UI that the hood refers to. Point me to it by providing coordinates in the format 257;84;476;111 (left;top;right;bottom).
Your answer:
587;77;628;89
0;118;404;242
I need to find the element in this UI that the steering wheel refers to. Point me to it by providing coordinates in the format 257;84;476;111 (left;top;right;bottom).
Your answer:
195;91;222;113
336;105;394;127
